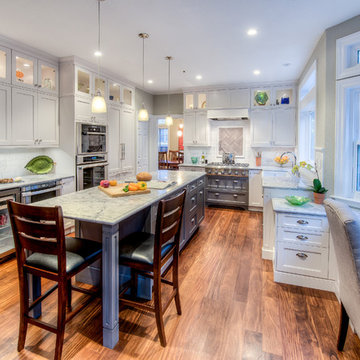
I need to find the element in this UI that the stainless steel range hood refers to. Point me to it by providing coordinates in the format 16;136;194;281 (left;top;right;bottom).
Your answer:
207;109;249;120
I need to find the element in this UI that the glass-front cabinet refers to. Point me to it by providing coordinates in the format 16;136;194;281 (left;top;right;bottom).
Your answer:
12;51;37;88
94;76;107;98
184;92;207;110
108;82;121;103
76;67;92;97
123;87;133;107
0;46;11;83
251;86;295;108
38;60;58;94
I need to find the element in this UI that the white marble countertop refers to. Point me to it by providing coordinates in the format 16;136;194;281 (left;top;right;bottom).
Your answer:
179;163;206;167
0;173;74;191
272;198;326;216
179;163;290;171
262;176;311;190
34;170;205;225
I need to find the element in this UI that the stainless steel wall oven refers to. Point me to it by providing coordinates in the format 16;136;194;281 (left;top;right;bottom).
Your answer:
76;154;108;191
77;123;107;155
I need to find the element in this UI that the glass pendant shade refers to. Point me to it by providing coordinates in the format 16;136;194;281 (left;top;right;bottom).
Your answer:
165;115;173;126
91;90;107;113
138;104;149;121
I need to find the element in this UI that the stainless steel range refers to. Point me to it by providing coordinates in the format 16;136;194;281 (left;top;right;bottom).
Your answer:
205;162;249;209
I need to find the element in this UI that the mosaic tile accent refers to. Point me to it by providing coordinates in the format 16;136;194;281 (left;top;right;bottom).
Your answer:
218;127;243;156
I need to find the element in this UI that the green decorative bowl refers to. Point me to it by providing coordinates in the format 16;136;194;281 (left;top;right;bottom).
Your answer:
285;196;310;206
191;157;198;164
25;155;54;174
255;91;269;105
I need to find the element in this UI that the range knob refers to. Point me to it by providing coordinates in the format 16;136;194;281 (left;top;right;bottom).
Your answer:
215;170;218;174
242;171;246;176
234;170;239;175
221;170;225;175
228;170;232;175
207;169;212;174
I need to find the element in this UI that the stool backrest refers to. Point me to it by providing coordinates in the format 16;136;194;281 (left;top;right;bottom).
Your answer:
154;190;186;264
7;200;66;275
168;150;179;162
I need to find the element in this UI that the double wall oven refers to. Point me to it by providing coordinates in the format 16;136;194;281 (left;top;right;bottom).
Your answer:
76;123;108;190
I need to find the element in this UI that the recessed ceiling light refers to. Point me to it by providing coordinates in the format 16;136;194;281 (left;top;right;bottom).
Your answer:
23;63;30;67
196;75;202;80
253;70;260;75
147;79;153;84
247;28;257;36
94;50;102;57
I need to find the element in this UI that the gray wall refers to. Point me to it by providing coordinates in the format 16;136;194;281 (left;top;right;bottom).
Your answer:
298;15;360;194
153;94;183;115
135;88;154;114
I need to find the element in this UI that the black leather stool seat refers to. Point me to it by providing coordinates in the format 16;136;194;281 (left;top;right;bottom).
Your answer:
26;237;102;273
119;232;174;265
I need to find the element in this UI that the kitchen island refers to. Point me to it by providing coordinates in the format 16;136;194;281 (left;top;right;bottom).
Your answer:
34;170;205;349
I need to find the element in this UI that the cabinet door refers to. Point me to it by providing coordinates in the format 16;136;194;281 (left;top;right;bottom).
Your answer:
75;66;93;98
184;93;194;110
108;106;121;174
36;94;59;146
11;87;37;145
183;112;196;145
38;60;58;95
207;90;230;109
122;86;134;108
249;170;263;207
0;46;11;84
251;110;273;146
12;51;38;89
0;84;11;145
94;75;107;99
120;108;135;173
272;108;296;146
195;111;209;145
75;96;92;122
229;89;250;108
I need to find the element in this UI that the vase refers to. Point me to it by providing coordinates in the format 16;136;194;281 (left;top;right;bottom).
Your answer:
313;192;325;204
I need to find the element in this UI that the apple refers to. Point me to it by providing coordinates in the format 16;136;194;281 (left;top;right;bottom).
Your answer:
100;180;110;188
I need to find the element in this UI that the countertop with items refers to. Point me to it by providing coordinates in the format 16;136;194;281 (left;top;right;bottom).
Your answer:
179;163;291;171
34;170;205;225
0;174;74;191
272;198;326;216
262;176;311;190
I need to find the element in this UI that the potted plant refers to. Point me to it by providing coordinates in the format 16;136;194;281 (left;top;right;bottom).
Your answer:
311;178;328;204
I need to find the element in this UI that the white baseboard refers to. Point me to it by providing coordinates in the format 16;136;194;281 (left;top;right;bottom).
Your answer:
248;206;263;212
262;248;274;260
274;270;336;292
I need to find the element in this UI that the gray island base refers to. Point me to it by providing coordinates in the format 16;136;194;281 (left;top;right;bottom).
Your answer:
34;170;205;349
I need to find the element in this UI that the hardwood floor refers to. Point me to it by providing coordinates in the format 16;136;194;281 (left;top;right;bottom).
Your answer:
1;207;360;359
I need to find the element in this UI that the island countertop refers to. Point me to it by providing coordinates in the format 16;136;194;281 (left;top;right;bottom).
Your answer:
272;198;326;216
34;170;205;225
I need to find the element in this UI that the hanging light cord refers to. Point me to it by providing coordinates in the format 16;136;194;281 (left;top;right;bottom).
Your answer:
97;0;101;84
142;36;145;89
167;57;171;115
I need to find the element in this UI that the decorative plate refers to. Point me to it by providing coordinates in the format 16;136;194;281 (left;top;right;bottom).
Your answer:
285;196;310;206
25;156;54;174
255;91;269;105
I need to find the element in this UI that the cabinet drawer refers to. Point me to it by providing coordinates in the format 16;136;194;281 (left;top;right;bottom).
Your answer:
188;180;197;194
188;211;197;237
189;192;198;212
278;213;328;232
277;228;329;248
197;177;205;187
206;190;247;206
276;242;328;278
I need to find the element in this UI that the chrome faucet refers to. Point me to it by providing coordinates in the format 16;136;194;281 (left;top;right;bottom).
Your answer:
280;151;297;167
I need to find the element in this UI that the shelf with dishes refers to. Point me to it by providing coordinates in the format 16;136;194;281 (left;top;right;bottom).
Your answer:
251;85;295;109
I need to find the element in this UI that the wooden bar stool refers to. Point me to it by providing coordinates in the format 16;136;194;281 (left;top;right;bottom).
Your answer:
118;190;186;346
7;201;102;360
158;151;168;169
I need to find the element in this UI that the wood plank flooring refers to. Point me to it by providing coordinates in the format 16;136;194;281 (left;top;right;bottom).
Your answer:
1;207;360;359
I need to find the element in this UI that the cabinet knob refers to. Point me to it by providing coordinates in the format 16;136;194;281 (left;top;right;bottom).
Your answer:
297;220;309;225
215;193;219;196
38;84;42;88
296;253;308;259
296;235;308;240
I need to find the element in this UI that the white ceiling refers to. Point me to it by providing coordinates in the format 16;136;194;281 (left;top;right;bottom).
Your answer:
1;0;360;93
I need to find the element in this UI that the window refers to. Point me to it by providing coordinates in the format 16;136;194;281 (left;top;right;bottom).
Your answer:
158;128;168;152
298;61;316;163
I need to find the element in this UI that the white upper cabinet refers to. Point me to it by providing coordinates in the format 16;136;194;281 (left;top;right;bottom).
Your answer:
108;105;121;174
38;60;58;94
251;108;296;147
122;86;134;108
94;75;107;99
37;93;59;146
0;45;11;84
183;110;209;146
108;82;121;104
0;84;11;145
184;92;207;111
207;88;250;109
75;66;93;98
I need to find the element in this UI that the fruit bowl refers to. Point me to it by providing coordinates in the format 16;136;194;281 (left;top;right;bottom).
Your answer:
285;196;310;206
274;155;289;166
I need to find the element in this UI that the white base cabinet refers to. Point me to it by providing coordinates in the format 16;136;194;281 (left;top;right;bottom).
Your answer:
248;169;263;209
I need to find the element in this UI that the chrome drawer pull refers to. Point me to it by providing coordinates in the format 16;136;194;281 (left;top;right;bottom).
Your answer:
296;235;308;241
199;191;203;195
191;197;195;202
233;194;238;197
215;193;219;196
215;179;219;182
296;253;308;259
297;220;309;225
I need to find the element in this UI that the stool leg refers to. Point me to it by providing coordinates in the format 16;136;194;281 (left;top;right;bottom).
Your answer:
18;270;29;351
337;302;349;351
173;251;182;316
130;269;138;298
55;281;67;360
153;269;166;347
66;279;72;311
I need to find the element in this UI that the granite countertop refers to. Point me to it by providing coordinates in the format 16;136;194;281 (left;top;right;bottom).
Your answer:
34;170;205;225
180;164;290;171
272;198;326;216
262;176;311;190
0;173;74;191
179;163;206;167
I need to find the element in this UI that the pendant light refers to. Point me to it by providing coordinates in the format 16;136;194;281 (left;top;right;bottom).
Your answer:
138;33;149;121
92;0;107;113
165;56;173;126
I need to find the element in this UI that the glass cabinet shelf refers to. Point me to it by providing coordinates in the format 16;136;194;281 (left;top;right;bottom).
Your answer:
123;88;133;106
40;64;57;91
15;56;34;86
0;50;7;80
95;77;106;98
109;83;121;102
77;69;91;95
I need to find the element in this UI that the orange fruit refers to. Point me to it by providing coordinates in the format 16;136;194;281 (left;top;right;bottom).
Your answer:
109;180;117;186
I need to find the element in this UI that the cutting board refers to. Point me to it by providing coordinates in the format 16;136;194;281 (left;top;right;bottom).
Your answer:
98;183;151;198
